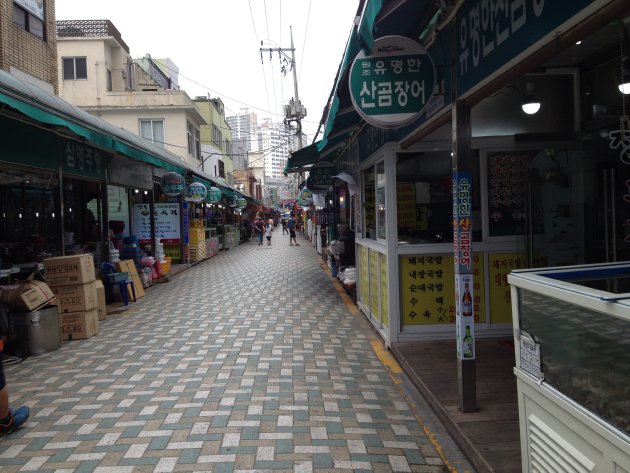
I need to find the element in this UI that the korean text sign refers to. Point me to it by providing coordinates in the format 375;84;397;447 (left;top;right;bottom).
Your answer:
350;36;436;128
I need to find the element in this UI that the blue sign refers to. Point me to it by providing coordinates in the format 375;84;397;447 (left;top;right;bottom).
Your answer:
456;0;595;96
206;186;222;203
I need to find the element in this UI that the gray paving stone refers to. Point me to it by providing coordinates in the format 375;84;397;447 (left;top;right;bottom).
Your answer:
0;240;462;472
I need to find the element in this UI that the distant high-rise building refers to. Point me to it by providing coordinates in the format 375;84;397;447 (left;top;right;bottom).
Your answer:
226;110;258;152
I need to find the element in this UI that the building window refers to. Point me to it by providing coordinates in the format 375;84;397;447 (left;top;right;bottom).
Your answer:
212;125;223;149
218;160;225;178
62;57;87;80
139;119;165;147
187;121;200;159
106;69;112;92
13;3;44;39
194;129;201;160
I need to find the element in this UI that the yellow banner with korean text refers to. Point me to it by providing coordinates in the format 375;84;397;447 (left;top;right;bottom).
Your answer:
400;254;486;325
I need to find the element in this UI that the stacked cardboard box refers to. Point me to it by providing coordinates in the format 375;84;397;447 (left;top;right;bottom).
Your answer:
43;254;99;340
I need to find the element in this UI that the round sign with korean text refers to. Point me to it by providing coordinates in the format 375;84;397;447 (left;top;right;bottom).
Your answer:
349;36;436;128
185;182;207;202
237;197;247;209
160;172;185;196
206;186;222;203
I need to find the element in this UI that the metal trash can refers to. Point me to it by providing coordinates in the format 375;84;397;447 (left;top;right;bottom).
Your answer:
26;305;61;355
9;305;61;356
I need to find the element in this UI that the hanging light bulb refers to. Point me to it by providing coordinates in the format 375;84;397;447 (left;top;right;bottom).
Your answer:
521;81;541;114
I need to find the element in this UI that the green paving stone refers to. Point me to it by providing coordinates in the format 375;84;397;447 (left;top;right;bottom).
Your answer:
211;416;230;428
120;426;144;438
240;426;260;440
363;434;384;447
184;406;202;417
24;438;52;451
325;421;344;433
47;449;73;462
351;453;390;463
294;410;309;422
312;453;334;469
274;438;294;454
178;448;201;463
74;460;100;473
405;449;427;464
148;436;169;450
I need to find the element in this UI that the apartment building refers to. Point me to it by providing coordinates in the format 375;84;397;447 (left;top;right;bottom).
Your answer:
56;19;206;168
192;96;234;185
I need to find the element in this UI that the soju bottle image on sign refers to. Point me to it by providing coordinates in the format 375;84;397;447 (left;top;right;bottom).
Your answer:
463;325;474;358
462;282;473;317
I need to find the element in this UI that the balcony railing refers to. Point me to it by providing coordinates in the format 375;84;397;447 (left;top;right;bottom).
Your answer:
56;20;129;54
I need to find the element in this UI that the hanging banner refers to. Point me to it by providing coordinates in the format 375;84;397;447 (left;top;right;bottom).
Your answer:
185;182;207;202
160;172;185;196
349;35;436;128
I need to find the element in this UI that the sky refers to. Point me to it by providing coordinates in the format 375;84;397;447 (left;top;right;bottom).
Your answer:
54;0;361;145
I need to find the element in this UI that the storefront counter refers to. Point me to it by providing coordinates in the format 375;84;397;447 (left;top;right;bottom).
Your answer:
508;262;630;472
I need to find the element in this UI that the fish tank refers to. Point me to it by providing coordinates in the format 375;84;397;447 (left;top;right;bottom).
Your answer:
508;262;630;472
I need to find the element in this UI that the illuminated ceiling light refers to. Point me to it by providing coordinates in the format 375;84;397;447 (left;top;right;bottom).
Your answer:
618;57;630;94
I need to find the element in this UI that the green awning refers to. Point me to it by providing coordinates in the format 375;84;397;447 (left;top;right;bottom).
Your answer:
0;69;184;174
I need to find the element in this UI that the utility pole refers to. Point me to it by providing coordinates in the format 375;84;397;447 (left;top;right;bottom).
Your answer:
260;27;307;210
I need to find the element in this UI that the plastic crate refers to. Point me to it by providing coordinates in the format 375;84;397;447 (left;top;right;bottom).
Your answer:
106;272;129;283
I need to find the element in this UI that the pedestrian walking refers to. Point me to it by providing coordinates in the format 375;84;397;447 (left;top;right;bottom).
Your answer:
265;219;273;246
281;218;288;234
254;215;264;245
288;215;299;246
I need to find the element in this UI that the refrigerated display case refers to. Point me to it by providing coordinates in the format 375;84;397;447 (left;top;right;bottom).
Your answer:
508;262;630;472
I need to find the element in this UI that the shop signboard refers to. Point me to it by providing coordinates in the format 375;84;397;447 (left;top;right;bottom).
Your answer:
131;202;181;244
108;160;152;189
308;165;337;189
206;186;222;203
349;36;436;129
300;187;313;205
456;0;595;96
61;139;107;179
160;172;185;196
185;182;207;202
237;197;247;209
224;196;238;207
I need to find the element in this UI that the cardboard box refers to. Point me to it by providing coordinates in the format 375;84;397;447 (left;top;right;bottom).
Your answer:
0;279;55;312
51;281;98;313
43;254;96;286
95;280;107;321
61;308;99;340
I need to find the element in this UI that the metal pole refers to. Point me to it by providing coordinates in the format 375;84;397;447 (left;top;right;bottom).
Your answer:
290;26;303;150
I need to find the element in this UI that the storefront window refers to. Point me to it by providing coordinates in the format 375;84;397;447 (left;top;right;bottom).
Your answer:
63;178;103;256
107;185;130;239
396;151;480;244
377;162;386;240
362;167;376;240
0;166;60;262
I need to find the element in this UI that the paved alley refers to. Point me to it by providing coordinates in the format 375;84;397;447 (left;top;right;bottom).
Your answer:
0;233;474;473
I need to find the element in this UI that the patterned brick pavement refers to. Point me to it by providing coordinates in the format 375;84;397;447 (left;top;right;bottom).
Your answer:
0;234;465;472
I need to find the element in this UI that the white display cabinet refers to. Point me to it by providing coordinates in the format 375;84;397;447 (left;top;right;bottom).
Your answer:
508;262;630;473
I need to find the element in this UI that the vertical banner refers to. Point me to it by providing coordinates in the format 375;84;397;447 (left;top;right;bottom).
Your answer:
453;170;475;360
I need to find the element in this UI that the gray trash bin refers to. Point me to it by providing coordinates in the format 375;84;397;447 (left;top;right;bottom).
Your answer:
25;305;61;356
